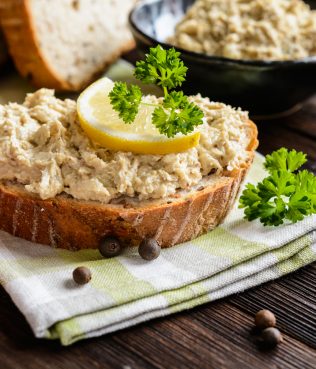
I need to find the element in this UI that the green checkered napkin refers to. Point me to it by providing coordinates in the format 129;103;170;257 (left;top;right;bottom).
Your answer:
0;154;315;345
0;61;315;345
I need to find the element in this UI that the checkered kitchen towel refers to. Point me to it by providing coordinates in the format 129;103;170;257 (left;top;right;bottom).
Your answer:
0;154;315;345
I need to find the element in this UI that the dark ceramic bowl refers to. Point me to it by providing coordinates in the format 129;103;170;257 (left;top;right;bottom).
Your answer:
129;0;316;117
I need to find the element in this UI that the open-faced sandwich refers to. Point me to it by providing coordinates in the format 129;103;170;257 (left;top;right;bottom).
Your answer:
0;46;258;250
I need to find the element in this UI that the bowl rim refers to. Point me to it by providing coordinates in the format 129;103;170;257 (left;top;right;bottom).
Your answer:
129;0;316;67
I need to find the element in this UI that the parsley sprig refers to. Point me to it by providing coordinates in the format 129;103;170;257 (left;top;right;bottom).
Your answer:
109;45;204;138
109;82;142;124
239;148;316;226
134;46;188;94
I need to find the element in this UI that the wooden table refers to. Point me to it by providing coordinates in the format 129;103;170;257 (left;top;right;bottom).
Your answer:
0;57;315;368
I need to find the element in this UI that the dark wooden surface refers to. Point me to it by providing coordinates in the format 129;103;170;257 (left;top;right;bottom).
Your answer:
0;54;316;368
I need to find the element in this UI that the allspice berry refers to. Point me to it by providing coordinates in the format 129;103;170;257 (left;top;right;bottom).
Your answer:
255;309;276;329
261;327;283;348
138;238;161;261
99;236;122;258
73;266;92;285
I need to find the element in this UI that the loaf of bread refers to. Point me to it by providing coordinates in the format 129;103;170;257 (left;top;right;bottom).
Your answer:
0;0;136;90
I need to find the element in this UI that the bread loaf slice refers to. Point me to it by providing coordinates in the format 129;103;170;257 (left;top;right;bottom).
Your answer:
0;0;136;91
0;120;258;250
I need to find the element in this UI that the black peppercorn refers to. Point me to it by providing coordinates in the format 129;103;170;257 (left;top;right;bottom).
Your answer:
255;309;276;329
260;327;283;348
73;266;92;285
138;238;161;260
99;236;122;258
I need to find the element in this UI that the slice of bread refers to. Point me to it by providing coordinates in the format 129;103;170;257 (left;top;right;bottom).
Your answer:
0;0;136;91
0;120;258;250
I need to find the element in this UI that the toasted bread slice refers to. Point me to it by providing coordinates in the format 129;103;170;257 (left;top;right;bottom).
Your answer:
0;0;136;91
0;120;258;250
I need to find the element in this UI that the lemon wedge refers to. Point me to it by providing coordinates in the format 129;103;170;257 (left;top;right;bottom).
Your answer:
77;77;200;155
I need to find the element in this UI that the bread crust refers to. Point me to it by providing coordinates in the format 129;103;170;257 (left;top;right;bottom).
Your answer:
0;0;135;91
0;121;258;250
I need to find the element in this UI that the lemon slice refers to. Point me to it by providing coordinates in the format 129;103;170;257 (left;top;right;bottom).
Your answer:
77;77;200;155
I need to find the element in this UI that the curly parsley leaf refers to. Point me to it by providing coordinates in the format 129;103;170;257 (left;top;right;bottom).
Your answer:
294;170;316;213
109;82;142;124
258;171;296;200
152;91;204;137
239;148;316;226
134;45;188;91
265;148;307;173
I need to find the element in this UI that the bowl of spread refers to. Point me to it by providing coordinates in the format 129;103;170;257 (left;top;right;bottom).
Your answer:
129;0;316;117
